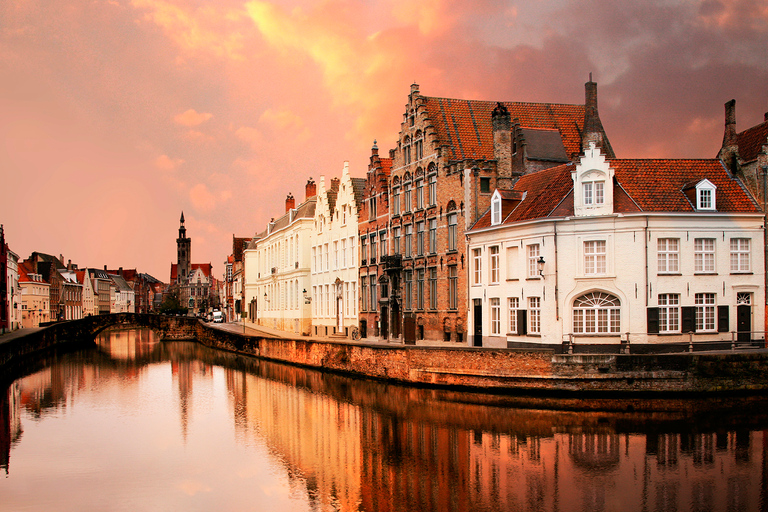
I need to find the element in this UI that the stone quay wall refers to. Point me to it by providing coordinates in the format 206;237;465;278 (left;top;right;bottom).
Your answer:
4;314;768;394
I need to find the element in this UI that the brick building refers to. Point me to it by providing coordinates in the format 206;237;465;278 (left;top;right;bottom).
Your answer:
361;80;613;343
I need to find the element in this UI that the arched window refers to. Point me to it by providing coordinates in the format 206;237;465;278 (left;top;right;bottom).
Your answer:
403;136;411;165
572;292;620;334
414;130;423;160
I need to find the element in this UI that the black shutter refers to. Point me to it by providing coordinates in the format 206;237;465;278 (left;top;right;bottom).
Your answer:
718;305;730;333
647;308;659;334
682;306;696;333
517;309;527;336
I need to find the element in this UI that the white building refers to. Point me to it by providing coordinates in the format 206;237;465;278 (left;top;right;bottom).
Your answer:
310;163;365;337
6;248;21;331
243;179;317;335
18;262;50;328
467;144;765;350
109;274;135;313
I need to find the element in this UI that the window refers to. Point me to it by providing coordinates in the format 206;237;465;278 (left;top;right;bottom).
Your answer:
380;231;387;258
527;244;540;278
695;238;715;273
490;246;499;284
417;269;425;310
333;241;339;270
448;266;458;309
404;225;413;258
416;221;425;256
393;187;401;216
584;240;606;275
472;248;482;285
429;268;437;310
324;243;329;270
404;270;413;310
572;292;620;334
393;227;401;255
657;238;679;273
730;238;750;272
508;298;519;334
528;297;541;334
416;179;424;209
369;196;377;220
658;294;680;333
695;293;716;331
490;298;500;335
414;132;423;160
370;233;377;262
361;237;368;263
403;137;411;165
698;188;714;210
491;193;501;226
341;239;347;268
360;276;368;311
448;213;458;251
480;177;491;193
583;181;605;206
370;276;377;310
404;181;412;212
429;219;437;254
428;174;437;206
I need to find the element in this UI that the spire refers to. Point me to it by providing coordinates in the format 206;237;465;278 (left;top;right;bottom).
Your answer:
180;211;185;224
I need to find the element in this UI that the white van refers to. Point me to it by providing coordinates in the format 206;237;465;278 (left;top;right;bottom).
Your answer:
212;311;223;323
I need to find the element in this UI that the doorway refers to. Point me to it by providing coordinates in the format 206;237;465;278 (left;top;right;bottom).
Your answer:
473;299;482;347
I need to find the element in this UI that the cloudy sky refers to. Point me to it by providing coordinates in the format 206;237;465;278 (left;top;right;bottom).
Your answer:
1;0;767;280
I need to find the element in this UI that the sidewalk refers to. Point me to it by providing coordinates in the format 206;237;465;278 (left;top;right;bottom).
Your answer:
0;327;43;346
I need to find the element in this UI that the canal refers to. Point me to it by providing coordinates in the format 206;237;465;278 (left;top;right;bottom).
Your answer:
2;327;768;511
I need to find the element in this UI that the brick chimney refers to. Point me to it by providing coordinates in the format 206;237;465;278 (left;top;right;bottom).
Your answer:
285;193;295;212
492;102;512;179
723;99;737;147
330;177;340;191
305;178;316;201
581;77;615;158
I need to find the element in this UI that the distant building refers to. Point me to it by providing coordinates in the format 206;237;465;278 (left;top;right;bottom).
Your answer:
58;269;83;320
169;213;215;314
225;236;249;322
18;261;50;327
108;273;134;313
467;144;765;349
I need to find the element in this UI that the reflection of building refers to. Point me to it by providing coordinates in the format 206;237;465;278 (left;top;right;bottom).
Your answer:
227;370;363;511
310;163;365;337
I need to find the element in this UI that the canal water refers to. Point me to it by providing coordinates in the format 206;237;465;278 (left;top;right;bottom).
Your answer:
2;328;768;511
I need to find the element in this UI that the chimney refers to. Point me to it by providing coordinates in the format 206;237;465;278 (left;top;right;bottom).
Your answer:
492;102;512;179
285;193;295;212
104;265;107;271
764;112;767;123
330;177;340;191
581;77;615;158
723;99;737;146
305;178;316;200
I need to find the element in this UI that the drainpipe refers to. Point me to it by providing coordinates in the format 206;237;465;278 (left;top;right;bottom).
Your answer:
554;221;559;321
763;166;767;345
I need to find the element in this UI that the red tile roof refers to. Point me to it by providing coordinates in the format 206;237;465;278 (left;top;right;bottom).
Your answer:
423;97;586;161
736;121;768;163
473;158;761;229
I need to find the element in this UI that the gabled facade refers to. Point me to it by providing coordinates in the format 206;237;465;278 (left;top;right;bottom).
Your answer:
310;162;365;337
18;261;50;327
717;100;768;205
58;269;83;320
368;81;612;343
467;144;765;349
243;180;317;334
108;273;134;313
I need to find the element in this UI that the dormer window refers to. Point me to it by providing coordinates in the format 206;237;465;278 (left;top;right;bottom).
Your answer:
491;190;502;226
583;180;604;206
696;180;716;210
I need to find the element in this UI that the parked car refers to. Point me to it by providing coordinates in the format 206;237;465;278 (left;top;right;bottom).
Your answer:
212;311;223;323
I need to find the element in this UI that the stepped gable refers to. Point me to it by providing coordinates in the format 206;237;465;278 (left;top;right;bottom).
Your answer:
423;96;586;162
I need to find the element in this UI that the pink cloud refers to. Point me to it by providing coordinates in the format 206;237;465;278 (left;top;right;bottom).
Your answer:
174;109;213;127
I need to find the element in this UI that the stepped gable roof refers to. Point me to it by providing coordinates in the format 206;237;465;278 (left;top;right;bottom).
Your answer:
351;177;367;211
423;96;586;162
736;120;768;163
473;158;761;229
325;178;340;215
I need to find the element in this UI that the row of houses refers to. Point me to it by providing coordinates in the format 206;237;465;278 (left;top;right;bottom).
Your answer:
0;230;164;331
228;80;768;349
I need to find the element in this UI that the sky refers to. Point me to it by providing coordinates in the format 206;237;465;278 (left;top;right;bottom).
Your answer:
1;0;767;281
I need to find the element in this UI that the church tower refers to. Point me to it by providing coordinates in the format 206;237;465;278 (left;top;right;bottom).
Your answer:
176;212;191;284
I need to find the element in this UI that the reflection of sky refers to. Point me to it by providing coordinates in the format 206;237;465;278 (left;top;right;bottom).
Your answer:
4;364;314;512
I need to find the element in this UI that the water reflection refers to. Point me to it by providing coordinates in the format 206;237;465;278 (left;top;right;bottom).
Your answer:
2;327;768;511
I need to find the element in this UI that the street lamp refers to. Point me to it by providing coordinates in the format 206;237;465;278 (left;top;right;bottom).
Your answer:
537;256;545;277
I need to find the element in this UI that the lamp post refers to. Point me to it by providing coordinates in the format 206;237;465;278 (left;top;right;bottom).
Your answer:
537;256;545;277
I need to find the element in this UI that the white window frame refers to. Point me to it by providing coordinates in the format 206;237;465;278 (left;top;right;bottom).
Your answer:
657;238;679;274
508;297;519;334
528;297;541;334
472;248;482;285
658;293;680;333
584;240;607;275
489;246;499;284
490;298;500;335
572;292;621;335
527;244;540;279
695;238;715;273
695;293;716;332
730;238;750;272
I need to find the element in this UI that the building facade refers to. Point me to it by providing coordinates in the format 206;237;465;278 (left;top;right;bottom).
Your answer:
467;144;765;349
310;163;365;337
243;180;316;334
18;261;50;327
364;81;612;343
